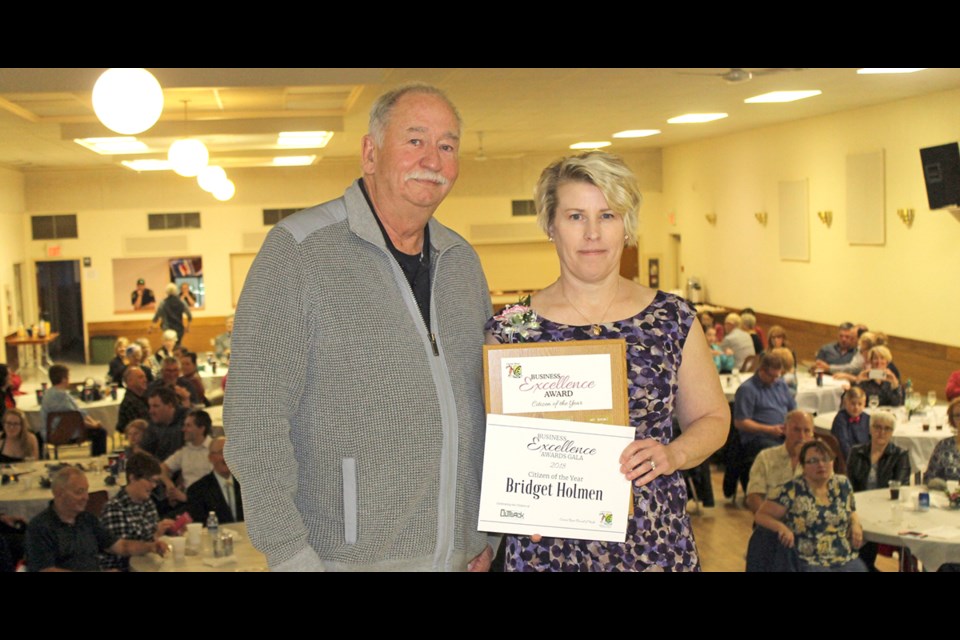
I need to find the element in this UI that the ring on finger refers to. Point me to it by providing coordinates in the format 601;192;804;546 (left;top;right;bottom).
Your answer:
649;459;657;471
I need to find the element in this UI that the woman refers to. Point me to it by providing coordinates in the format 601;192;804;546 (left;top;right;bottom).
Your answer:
765;325;797;368
854;345;902;406
705;326;733;373
1;364;16;413
153;330;178;370
179;282;197;308
925;396;960;482
123;344;154;386
770;347;798;396
846;410;910;571
0;408;39;462
740;312;764;356
135;337;156;376
485;151;729;571
106;337;130;385
755;440;866;571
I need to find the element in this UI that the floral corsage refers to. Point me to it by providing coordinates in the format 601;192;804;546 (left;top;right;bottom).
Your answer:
494;295;541;343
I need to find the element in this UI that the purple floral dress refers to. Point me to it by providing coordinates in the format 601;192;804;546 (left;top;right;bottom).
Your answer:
485;290;700;571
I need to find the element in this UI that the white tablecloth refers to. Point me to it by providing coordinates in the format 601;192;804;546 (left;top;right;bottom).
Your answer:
722;371;846;415
0;458;121;520
856;487;960;571
130;522;268;572
814;406;952;472
20;389;125;441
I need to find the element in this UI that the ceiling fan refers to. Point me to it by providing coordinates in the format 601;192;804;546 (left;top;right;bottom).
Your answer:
678;68;806;84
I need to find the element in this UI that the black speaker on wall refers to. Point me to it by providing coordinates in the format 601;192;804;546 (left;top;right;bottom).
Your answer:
920;142;960;209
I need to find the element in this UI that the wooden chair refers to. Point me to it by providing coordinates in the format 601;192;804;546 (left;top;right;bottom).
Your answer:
45;411;88;460
814;427;847;475
85;490;109;518
741;355;760;373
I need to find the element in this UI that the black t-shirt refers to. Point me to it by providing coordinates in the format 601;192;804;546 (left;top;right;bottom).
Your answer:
132;288;156;306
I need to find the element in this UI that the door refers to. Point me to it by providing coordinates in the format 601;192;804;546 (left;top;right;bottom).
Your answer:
35;260;84;362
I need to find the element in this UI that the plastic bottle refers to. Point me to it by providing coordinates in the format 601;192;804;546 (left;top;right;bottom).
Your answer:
206;510;220;556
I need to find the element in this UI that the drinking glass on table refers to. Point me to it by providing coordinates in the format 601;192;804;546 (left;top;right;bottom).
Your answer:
927;390;937;409
868;394;880;411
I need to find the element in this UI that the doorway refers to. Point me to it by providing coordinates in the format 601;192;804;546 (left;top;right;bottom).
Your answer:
35;260;84;362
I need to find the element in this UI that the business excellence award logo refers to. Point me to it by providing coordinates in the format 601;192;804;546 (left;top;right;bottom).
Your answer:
599;512;614;527
506;363;522;379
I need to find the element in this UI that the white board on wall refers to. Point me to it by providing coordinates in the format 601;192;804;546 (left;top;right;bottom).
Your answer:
779;179;809;261
846;150;886;245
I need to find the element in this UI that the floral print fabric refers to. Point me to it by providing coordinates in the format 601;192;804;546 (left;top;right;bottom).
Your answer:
772;475;858;568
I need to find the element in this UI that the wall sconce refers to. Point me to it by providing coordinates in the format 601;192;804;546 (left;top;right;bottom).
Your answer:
705;213;717;225
755;212;768;226
817;211;833;228
897;208;914;228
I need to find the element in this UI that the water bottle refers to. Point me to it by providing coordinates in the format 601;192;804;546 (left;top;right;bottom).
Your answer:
205;510;220;556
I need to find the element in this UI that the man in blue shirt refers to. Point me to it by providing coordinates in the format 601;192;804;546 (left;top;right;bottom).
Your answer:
814;321;858;370
39;364;108;456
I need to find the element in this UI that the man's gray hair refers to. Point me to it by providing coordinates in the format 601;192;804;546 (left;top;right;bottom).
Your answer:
51;466;84;494
368;83;462;147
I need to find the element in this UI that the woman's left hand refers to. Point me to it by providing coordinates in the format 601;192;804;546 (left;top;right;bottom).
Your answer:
850;522;864;549
620;439;679;487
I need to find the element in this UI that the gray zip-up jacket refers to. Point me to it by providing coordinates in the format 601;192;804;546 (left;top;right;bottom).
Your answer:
224;180;492;571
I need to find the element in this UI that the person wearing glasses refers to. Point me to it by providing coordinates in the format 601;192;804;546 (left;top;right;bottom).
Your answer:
925;396;960;483
845;410;909;570
755;440;866;571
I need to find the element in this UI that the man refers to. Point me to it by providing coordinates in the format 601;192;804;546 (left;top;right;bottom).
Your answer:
141;386;187;461
40;364;108;456
814;321;858;370
719;312;755;370
150;283;192;344
131;278;156;311
25;467;165;571
147;356;191;408
225;84;493;572
745;410;815;513
731;353;797;494
161;409;213;495
116;366;149;434
99;452;174;571
177;351;209;407
188;437;243;524
214;315;233;362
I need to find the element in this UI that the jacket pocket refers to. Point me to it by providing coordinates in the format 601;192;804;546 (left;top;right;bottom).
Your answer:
342;457;357;545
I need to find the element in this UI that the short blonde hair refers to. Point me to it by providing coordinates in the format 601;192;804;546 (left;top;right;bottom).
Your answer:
770;347;794;372
724;313;742;329
868;345;893;363
535;151;641;246
741;312;757;331
871;410;897;431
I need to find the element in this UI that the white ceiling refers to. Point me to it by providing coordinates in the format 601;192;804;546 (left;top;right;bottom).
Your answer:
1;68;959;172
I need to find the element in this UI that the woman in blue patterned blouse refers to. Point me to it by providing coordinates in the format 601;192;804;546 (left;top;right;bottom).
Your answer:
755;440;866;571
925;396;960;483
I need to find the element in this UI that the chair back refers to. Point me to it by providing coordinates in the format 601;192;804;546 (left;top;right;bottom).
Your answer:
814;427;847;475
86;490;109;518
741;355;759;373
45;411;87;459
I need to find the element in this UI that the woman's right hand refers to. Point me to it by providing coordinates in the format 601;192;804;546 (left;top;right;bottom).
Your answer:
777;526;795;548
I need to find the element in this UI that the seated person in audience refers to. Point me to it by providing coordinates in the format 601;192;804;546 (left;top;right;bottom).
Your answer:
946;370;960;402
755;441;865;572
25;467;165;571
832;387;871;462
147;356;192;409
214;315;233;363
925;397;960;483
1;408;39;462
1;363;17;414
814;321;858;371
141;386;187;462
765;325;798;368
846;410;909;571
854;346;902;407
123;344;154;386
769;347;797;396
746;409;815;513
705;326;733;373
123;419;148;458
106;337;130;385
40;364;108;457
740;311;764;357
99;452;175;571
187;437;243;524
135;337;158;377
741;307;767;349
153;330;178;371
117;366;150;435
177;351;209;407
161;409;213;497
731;353;796;493
719;312;755;370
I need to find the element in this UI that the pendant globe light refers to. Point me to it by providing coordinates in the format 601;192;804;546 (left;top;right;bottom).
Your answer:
92;68;164;135
168;100;209;177
212;179;236;201
197;165;228;193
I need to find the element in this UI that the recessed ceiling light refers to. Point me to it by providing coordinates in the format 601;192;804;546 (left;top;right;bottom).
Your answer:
569;141;611;150
612;129;661;138
745;90;822;103
75;137;149;155
121;159;172;172
857;68;926;74
667;113;728;124
277;131;333;148
272;155;317;166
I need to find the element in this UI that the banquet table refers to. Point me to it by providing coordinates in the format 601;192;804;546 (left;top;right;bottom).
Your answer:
814;406;951;472
20;388;125;444
130;522;267;572
198;366;227;392
0;457;120;520
855;487;960;571
722;371;847;415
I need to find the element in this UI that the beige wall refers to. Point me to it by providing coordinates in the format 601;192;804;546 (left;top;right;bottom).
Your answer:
0;166;25;352
665;88;960;345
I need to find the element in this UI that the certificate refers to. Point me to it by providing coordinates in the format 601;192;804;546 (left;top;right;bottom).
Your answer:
478;414;635;542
